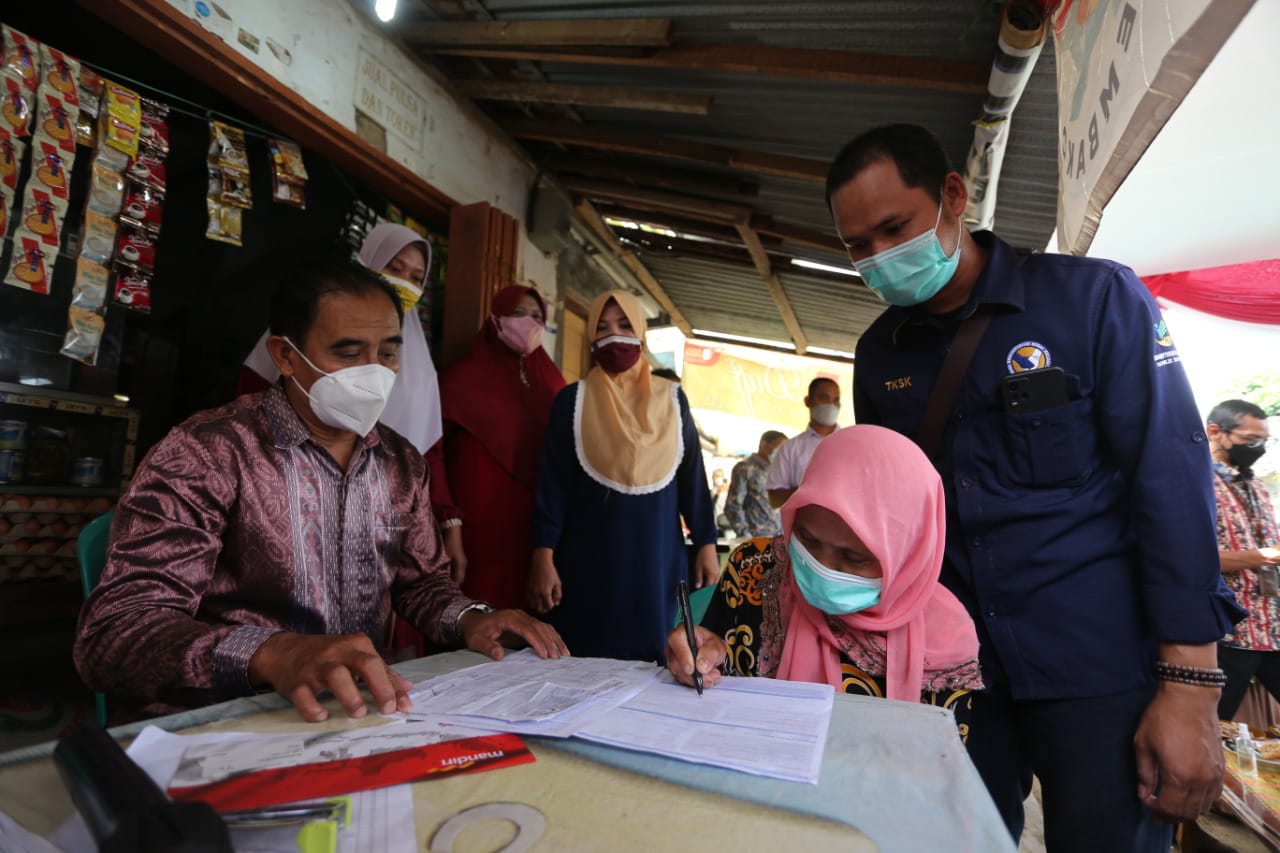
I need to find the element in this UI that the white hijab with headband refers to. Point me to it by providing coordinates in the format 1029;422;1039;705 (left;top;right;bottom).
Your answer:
241;223;444;453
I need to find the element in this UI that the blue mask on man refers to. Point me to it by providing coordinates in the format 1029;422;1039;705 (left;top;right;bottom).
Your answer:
788;536;881;615
851;200;963;307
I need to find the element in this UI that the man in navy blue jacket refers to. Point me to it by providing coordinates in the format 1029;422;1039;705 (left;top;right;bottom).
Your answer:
828;124;1244;852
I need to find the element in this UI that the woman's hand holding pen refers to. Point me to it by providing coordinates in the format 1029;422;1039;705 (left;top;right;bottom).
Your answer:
664;625;728;690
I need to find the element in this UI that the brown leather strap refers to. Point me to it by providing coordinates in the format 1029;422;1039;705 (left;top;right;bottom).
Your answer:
915;308;992;460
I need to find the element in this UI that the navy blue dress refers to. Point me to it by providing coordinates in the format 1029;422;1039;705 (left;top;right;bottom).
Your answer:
531;382;717;662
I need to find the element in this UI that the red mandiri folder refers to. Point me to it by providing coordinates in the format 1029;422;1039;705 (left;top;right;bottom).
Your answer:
168;733;533;812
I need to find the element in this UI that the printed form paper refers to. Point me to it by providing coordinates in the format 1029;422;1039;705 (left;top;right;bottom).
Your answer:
404;650;662;737
575;672;835;784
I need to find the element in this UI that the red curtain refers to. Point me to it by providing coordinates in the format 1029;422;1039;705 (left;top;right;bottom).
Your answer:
1142;258;1280;325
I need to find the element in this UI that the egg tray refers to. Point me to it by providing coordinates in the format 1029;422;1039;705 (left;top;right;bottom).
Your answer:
0;555;81;585
0;496;116;515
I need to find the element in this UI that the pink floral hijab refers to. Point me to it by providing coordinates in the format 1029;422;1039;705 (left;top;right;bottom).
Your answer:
769;425;980;701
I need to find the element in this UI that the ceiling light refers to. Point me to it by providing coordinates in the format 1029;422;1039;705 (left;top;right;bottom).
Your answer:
375;0;397;22
791;258;860;278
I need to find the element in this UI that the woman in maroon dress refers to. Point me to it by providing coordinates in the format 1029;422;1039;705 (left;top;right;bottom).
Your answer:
439;286;565;610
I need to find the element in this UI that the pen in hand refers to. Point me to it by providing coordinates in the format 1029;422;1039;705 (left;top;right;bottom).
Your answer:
677;579;703;696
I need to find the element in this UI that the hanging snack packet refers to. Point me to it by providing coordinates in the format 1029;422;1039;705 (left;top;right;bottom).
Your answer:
70;257;109;311
86;160;125;217
138;99;169;153
80;208;118;265
62;255;111;366
2;77;33;137
31;137;70;202
268;137;307;209
59;306;105;366
126;147;166;195
75;67;103;147
38;45;80;102
119;182;162;233
2;26;39;93
210;120;249;174
0;126;21;191
97;80;142;169
0;184;10;237
36;89;76;154
205;197;243;247
20;188;65;248
114;225;157;272
220;169;251;208
4;229;51;293
112;262;152;312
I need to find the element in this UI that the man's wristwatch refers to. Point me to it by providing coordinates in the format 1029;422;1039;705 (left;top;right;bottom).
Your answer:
455;602;494;636
440;518;463;530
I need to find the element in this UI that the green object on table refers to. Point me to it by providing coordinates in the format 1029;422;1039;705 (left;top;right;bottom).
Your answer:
75;512;113;726
673;584;715;629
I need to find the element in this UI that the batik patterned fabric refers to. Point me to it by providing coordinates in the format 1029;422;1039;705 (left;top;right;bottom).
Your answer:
1218;463;1280;651
74;386;473;720
702;537;980;740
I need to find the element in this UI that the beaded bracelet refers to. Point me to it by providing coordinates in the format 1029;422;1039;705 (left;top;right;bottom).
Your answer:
1153;661;1228;688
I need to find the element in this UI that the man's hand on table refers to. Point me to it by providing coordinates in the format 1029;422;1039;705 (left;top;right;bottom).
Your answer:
1134;681;1225;823
248;631;413;722
664;625;727;689
460;608;570;661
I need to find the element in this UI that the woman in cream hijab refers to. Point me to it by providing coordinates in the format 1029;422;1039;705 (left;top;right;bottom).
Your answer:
529;290;719;661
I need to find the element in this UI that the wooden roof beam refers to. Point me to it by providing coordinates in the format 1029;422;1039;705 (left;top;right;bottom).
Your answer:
562;178;754;225
402;18;673;48
751;217;847;255
456;79;712;115
736;225;809;354
413;42;989;94
547;154;758;198
599;204;782;247
574;200;694;337
504;119;828;182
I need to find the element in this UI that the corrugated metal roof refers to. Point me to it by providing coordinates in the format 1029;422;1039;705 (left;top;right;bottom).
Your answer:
640;249;886;352
408;0;1062;348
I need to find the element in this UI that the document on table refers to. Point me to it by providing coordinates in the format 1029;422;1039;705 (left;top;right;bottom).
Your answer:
575;671;835;784
403;650;662;737
165;718;489;788
47;725;423;853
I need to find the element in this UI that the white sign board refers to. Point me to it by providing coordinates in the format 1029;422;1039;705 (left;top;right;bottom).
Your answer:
354;47;426;152
1052;0;1253;255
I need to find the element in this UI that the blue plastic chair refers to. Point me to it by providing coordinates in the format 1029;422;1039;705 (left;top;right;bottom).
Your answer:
75;512;113;726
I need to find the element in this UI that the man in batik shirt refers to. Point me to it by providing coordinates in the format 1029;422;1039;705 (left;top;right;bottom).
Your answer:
1208;399;1280;719
724;430;787;537
75;257;565;723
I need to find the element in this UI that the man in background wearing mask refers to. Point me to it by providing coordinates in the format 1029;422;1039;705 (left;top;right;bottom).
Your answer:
829;124;1243;852
1207;399;1280;720
766;378;840;508
75;257;566;724
725;430;787;538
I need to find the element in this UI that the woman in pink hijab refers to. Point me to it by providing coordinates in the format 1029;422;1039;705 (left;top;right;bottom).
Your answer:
666;425;982;732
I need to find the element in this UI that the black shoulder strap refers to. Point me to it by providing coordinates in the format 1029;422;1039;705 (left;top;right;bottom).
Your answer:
914;308;992;461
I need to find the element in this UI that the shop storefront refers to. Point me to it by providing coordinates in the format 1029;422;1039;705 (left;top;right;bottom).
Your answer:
0;1;549;675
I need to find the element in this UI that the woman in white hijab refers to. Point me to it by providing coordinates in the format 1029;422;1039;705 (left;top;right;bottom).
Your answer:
237;224;467;583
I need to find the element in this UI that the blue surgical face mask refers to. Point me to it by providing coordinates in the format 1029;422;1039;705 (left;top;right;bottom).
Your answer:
788;535;881;615
851;200;963;307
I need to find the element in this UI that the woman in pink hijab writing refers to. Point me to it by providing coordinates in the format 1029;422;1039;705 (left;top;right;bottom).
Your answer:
666;424;982;734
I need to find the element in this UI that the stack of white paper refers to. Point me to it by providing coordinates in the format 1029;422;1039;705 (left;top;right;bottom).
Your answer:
403;651;662;737
403;652;835;784
575;672;834;784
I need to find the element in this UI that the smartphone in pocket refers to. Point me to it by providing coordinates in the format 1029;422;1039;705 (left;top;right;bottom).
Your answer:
1000;367;1069;413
